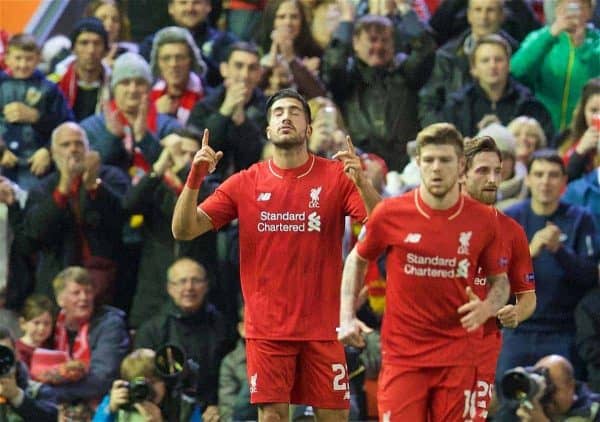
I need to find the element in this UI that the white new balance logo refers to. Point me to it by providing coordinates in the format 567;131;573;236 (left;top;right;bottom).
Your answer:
404;233;422;243
308;212;321;232
257;192;271;201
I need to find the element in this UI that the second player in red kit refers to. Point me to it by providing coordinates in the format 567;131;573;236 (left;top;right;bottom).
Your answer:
338;124;511;422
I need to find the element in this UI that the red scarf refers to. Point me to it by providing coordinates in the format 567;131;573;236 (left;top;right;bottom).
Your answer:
56;59;109;110
150;72;204;125
54;310;91;367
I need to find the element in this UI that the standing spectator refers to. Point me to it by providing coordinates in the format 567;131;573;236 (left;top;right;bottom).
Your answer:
225;0;266;41
80;52;181;173
442;34;554;138
0;34;73;190
558;78;600;181
37;266;130;405
575;288;600;393
419;0;517;128
322;8;436;171
338;123;510;420
22;122;128;301
187;42;265;179
497;149;600;380
562;163;600;228
172;89;381;420
139;0;238;87
149;26;207;126
510;0;600;132
135;258;235;422
50;18;111;122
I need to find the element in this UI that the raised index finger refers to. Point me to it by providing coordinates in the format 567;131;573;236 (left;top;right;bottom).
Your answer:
345;135;355;154
202;128;210;147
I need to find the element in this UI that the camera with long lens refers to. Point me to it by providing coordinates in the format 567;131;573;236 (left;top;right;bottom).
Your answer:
500;366;556;409
155;344;200;397
0;345;15;377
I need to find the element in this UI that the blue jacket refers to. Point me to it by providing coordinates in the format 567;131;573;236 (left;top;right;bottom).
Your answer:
563;169;600;230
0;69;73;188
38;306;130;404
505;200;599;332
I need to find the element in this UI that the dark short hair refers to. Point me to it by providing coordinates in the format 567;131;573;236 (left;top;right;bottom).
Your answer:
7;33;40;54
416;123;464;157
527;148;566;174
0;326;15;348
225;41;259;62
266;89;312;124
464;136;502;172
353;14;393;37
174;127;203;144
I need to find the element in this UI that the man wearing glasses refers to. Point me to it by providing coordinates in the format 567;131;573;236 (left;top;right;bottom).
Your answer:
134;257;236;422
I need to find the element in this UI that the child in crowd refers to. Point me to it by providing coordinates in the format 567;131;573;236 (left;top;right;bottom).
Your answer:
0;33;73;190
16;294;54;368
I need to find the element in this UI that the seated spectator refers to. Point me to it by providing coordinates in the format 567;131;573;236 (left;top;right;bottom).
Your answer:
149;26;208;125
508;115;548;165
500;355;600;421
218;306;257;422
419;0;518;128
187;42;265;179
49;18;111;122
80;52;181;175
22;122;128;301
135;257;236;421
85;0;139;68
442;34;554;138
124;129;218;328
497;149;600;381
139;0;238;87
93;348;205;421
256;0;323;75
0;34;73;190
16;294;54;368
510;0;600;132
36;266;130;405
0;326;58;422
322;9;435;171
558;78;600;181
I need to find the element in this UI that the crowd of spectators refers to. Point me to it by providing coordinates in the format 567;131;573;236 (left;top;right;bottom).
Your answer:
0;0;599;420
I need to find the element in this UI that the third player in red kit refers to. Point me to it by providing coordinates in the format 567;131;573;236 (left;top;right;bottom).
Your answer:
462;136;536;421
338;123;511;422
172;89;380;421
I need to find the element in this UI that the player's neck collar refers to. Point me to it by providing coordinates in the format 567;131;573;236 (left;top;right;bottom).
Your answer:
414;189;464;220
268;154;316;179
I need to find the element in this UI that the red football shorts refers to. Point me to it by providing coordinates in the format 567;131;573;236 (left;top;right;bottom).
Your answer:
473;331;502;421
378;364;478;422
245;339;350;409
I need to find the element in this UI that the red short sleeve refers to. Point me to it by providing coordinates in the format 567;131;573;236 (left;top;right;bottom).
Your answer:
198;174;240;230
356;201;388;261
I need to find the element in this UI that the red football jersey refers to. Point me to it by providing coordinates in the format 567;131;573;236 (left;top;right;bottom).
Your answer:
474;209;535;370
200;154;366;340
356;189;507;367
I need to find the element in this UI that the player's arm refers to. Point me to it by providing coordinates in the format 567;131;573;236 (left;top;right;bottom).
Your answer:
459;273;510;332
338;247;372;348
332;136;382;215
172;129;223;240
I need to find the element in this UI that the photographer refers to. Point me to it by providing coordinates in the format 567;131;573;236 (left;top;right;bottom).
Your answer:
502;355;600;422
0;327;57;422
93;348;203;422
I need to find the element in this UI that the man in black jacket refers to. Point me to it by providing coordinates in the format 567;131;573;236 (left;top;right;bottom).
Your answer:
441;34;553;138
135;257;236;422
